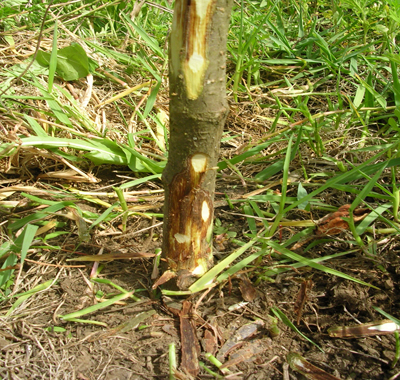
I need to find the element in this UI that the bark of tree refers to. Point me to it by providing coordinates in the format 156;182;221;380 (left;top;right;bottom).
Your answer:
161;0;233;289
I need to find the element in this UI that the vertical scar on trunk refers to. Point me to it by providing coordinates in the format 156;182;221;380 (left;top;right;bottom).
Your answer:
170;0;216;100
166;153;214;276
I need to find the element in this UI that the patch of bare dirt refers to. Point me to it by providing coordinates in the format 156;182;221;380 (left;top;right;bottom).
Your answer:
1;180;400;380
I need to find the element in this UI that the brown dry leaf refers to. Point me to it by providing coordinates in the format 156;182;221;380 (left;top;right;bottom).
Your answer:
291;235;316;251
152;270;177;289
179;301;201;377
217;319;264;361
173;369;196;380
0;185;55;195
294;279;313;325
328;319;400;338
37;169;99;183
202;329;218;356
237;273;257;302
287;352;342;380
214;233;228;251
221;339;266;369
35;220;57;236
162;324;179;337
315;204;369;236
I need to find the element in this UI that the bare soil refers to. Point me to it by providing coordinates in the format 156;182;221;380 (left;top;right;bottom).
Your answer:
1;174;400;380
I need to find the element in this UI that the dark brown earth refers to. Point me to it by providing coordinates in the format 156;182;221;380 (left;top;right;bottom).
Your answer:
1;174;400;380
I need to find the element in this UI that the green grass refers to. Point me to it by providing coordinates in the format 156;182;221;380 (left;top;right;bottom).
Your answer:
0;0;399;317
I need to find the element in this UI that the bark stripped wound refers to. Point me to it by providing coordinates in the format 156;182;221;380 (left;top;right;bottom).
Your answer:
170;0;215;100
165;153;213;275
162;0;232;287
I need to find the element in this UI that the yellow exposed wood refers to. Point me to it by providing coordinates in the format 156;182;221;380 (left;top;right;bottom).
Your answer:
170;0;214;100
191;153;208;172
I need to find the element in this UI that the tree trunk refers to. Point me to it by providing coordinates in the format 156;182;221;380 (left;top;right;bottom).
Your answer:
161;0;233;289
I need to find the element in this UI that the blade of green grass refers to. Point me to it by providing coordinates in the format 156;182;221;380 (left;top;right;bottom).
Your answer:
0;224;39;289
271;306;323;351
60;291;134;321
373;307;400;327
267;240;378;288
48;20;58;93
261;249;358;277
189;236;263;293
8;201;76;231
217;249;268;283
91;278;141;301
268;133;296;236
6;279;55;316
284;148;393;213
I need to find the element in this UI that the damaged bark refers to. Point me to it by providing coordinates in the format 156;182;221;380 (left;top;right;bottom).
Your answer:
161;0;233;288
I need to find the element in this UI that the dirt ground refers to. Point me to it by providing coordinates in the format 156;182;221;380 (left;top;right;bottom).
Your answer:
1;0;400;377
1;171;400;380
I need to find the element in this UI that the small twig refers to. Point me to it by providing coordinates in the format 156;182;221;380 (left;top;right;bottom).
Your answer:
112;221;163;240
23;258;86;268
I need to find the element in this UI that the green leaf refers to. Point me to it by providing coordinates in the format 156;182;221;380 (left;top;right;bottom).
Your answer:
353;84;365;108
0;142;18;158
283;148;393;213
354;74;387;109
37;43;90;81
25;115;48;137
254;159;285;181
83;138;128;166
0;242;12;260
356;204;391;235
20;136;128;166
350;164;387;212
243;203;257;234
18;224;38;262
118;144;165;174
143;80;162;119
217;249;267;283
56;43;90;80
297;183;309;210
91;278;140;301
218;140;272;170
386;52;400;107
30;79;73;127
